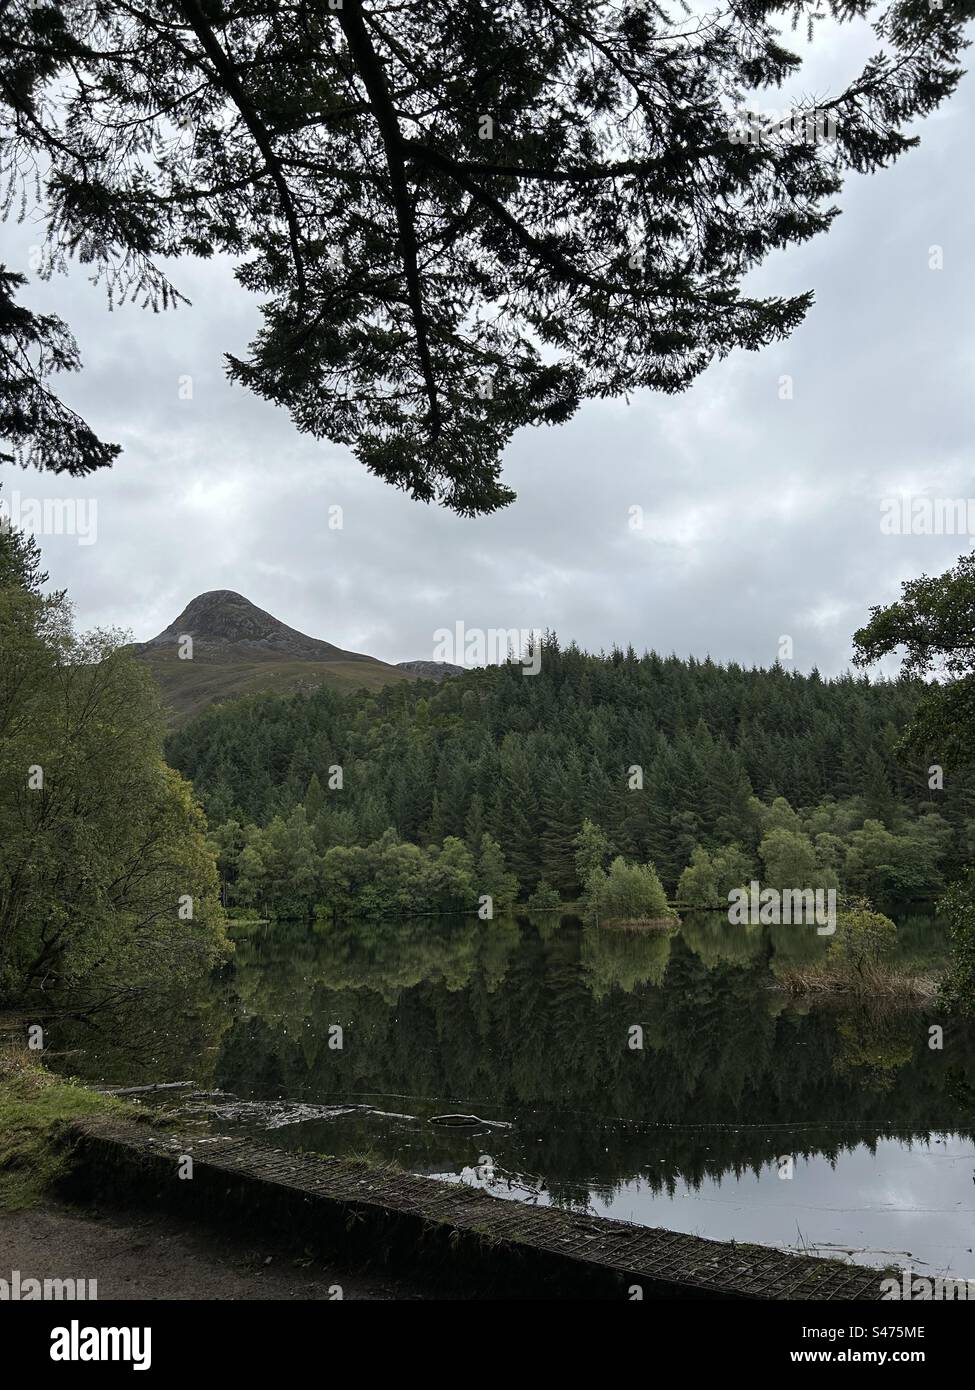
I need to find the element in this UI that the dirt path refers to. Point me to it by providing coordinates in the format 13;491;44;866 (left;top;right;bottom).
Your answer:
0;1200;440;1300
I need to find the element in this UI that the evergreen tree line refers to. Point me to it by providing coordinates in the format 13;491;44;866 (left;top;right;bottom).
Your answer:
166;643;975;909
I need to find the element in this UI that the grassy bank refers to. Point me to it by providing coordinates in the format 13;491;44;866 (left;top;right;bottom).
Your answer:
0;1044;135;1210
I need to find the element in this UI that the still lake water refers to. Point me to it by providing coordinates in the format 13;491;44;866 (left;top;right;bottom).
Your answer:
53;913;975;1279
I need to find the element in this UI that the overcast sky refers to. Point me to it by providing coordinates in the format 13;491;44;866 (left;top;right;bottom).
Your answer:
2;20;973;677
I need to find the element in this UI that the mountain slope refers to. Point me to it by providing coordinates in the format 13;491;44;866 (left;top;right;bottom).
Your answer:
395;659;464;682
133;590;415;720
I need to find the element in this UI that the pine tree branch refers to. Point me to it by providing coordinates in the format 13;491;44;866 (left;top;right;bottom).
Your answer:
178;0;308;309
335;0;441;435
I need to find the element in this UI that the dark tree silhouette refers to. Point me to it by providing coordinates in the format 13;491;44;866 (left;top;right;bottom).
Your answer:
0;267;121;473
0;0;969;510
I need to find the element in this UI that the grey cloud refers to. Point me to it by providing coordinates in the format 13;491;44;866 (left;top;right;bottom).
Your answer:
2;39;973;677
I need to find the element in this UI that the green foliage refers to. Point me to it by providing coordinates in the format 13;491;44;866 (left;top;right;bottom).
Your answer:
678;844;754;907
237;808;323;920
677;794;949;906
829;903;898;979
759;827;837;894
0;531;228;1004
422;836;478;915
319;842;372;920
304;773;325;821
477;833;518;914
526;880;562;913
169;644;975;907
855;551;975;1002
574;819;613;889
208;817;247;901
749;795;801;836
2;5;968;509
585;856;674;926
229;821;519;920
938;871;975;1017
844;817;949;900
854;549;975;770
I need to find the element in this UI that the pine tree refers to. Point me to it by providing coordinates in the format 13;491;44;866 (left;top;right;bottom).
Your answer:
464;793;486;853
498;736;541;889
540;757;585;896
304;772;325;821
3;4;966;509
